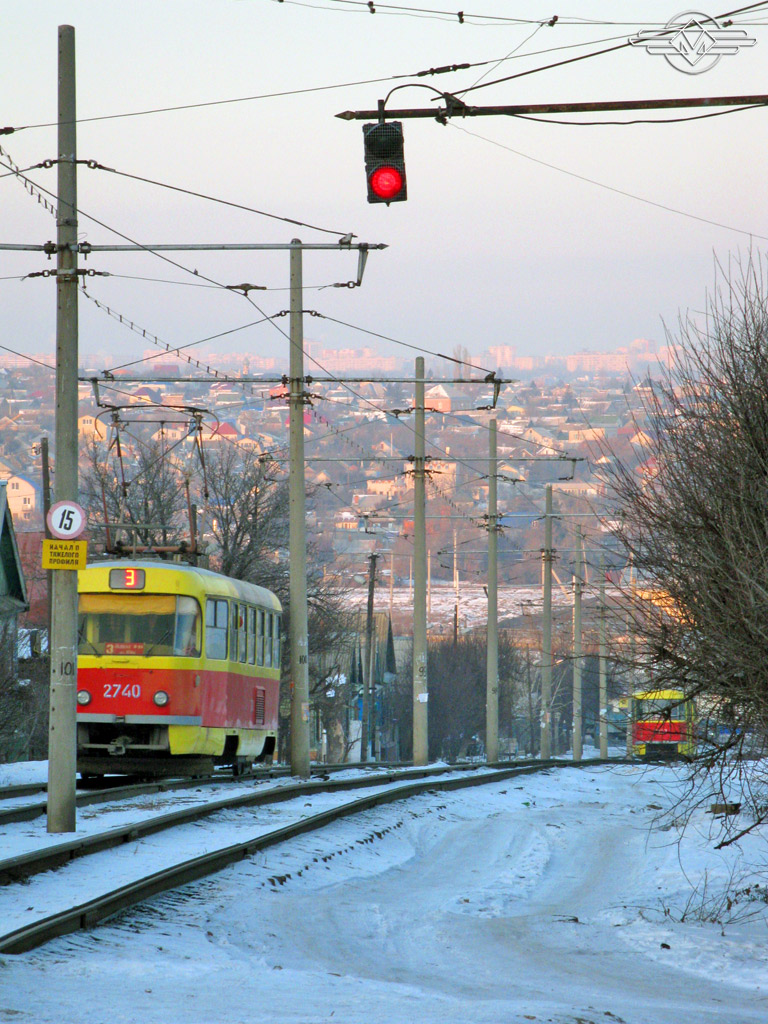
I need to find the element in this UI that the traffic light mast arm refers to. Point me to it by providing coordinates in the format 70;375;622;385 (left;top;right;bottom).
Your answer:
338;93;768;121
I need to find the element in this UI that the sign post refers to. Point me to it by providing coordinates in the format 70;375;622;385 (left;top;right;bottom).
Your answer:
47;25;81;834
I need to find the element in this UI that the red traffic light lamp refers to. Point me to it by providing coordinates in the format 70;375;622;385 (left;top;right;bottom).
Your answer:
369;165;404;202
363;121;407;204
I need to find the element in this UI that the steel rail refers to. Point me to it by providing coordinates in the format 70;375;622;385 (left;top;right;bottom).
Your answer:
0;782;49;802
0;775;231;827
0;760;409;827
0;761;546;882
0;760;621;954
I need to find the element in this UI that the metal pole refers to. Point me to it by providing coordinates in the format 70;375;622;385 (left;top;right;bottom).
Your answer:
362;552;378;763
572;528;583;762
412;357;428;765
288;240;310;778
540;484;553;759
2;241;387;253
337;94;768;121
526;651;537;756
486;419;499;763
47;25;79;833
368;603;377;762
599;555;608;759
627;559;636;758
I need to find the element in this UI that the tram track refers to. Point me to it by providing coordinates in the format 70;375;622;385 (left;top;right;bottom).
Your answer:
0;776;221;826
0;761;541;882
0;760;406;826
0;781;49;802
0;758;625;955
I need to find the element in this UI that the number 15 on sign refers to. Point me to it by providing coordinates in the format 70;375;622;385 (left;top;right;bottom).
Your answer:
47;500;86;540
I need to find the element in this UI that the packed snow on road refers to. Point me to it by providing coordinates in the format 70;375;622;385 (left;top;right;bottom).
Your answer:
1;760;766;1024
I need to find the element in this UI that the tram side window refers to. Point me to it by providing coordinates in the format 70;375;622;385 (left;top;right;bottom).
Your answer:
206;598;229;661
264;612;273;668
230;602;239;662
272;615;281;668
238;603;247;664
247;607;256;665
257;609;265;666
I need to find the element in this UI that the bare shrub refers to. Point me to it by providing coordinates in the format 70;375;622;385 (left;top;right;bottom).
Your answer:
603;254;768;843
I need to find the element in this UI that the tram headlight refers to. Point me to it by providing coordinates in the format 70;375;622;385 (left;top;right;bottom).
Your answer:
76;690;92;706
153;690;169;707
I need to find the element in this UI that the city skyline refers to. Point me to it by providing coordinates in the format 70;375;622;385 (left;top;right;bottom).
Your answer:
0;334;667;377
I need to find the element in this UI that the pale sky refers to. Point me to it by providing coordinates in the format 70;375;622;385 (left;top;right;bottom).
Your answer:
2;1;767;371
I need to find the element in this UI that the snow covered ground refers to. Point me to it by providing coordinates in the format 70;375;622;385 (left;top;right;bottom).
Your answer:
1;760;766;1024
347;582;578;633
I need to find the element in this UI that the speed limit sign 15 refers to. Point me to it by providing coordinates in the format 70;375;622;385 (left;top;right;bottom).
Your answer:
47;500;86;540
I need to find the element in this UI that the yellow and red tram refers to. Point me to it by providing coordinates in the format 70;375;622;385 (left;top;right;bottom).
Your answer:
76;561;281;777
630;688;695;759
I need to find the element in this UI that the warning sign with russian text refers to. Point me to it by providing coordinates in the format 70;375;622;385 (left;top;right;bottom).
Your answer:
42;539;87;570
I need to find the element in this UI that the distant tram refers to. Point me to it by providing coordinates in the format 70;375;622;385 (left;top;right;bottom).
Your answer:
76;561;281;777
630;688;695;759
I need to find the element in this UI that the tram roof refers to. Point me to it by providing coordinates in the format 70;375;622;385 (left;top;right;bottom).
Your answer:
79;560;281;612
631;688;686;700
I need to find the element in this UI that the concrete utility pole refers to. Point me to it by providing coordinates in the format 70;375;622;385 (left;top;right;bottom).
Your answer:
412;357;428;765
540;484;553;759
41;437;52;642
47;25;79;834
453;528;459;639
362;551;378;763
572;528;584;762
485;419;499;763
288;240;310;778
599;556;609;760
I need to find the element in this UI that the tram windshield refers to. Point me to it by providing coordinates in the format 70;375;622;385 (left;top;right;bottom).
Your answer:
78;594;201;657
633;697;686;720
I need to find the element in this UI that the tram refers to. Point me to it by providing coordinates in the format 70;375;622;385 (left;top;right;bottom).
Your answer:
630;688;695;759
76;561;281;777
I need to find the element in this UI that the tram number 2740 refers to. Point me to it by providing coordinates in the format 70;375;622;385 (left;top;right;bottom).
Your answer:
103;683;141;699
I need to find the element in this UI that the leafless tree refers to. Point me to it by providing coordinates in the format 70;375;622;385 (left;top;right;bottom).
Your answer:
0;621;48;762
394;635;528;762
81;438;189;551
604;256;768;840
309;622;365;764
203;444;288;589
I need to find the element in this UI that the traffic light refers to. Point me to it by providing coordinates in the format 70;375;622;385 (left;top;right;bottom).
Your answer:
363;120;407;204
